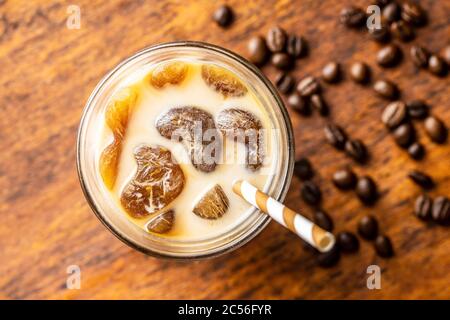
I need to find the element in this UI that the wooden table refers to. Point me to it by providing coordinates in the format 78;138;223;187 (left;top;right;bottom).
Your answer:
0;0;449;299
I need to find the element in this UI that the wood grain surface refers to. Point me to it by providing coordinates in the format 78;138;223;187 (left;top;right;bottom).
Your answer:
0;0;449;300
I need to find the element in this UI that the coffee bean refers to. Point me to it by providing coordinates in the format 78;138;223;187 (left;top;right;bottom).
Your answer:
373;80;399;100
350;62;370;84
213;5;233;27
266;26;287;53
356;176;378;204
414;193;432;220
383;2;401;23
286;35;306;58
294;157;313;180
410;45;429;68
247;36;269;66
390;20;415;42
358;215;378;240
368;23;390;43
432;196;450;225
297;76;320;97
310;94;329;116
332;168;357;190
377;44;402;67
393;123;415;148
288;93;311;115
301;181;321;206
313;210;334;232
316;244;340;268
428;55;447;76
401;1;427;26
340;6;366;28
408;142;425;160
324;124;347;149
382;101;407;129
424;116;447;143
408;170;434;190
442;45;450;65
345;139;367;163
274;72;295;94
322;62;340;83
271;52;293;70
337;231;359;253
374;235;394;258
406;100;429;119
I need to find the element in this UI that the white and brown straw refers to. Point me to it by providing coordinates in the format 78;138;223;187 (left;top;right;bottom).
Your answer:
233;180;335;252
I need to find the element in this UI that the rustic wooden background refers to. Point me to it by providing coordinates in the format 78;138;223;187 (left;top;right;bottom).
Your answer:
0;0;449;300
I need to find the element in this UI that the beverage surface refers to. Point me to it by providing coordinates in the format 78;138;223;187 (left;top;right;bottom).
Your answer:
98;60;276;240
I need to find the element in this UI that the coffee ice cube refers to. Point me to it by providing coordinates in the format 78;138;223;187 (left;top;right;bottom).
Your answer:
149;61;188;89
146;210;175;234
193;184;229;219
201;64;247;97
120;145;185;218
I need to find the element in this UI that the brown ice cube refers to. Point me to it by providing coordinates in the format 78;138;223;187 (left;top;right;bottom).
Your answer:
155;106;220;172
146;210;175;234
120;145;185;218
201;64;247;98
217;108;264;170
193;184;229;219
149;61;188;89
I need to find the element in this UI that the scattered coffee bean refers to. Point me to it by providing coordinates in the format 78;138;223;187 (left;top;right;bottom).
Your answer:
358;215;378;240
294;157;313;180
374;235;394;258
350;62;369;83
414;193;432;220
410;45;429;68
322;62;340;83
401;1;426;26
274;72;295;94
340;6;366;28
247;36;269;66
408;142;425;160
368;23;390;43
266;26;287;53
324;123;347;149
390;20;415;42
428;55;447;76
213;5;233;27
337;231;359;253
406;100;429;119
432;196;450;225
373;80;399;100
271;52;293;70
313;210;334;232
442;45;450;65
288;92;311;115
424;116;447;143
345;139;367;163
393;123;415;148
383;2;401;23
297;76;320;97
382;101;407;129
310;94;329;116
356;176;378;204
287;35;306;58
377;44;402;67
316;244;340;268
301;181;322;206
408;170;434;189
332;168;357;190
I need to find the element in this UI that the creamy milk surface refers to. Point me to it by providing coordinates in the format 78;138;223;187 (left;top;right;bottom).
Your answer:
99;61;277;241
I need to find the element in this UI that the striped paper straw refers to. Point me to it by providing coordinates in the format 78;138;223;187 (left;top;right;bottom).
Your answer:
233;180;335;252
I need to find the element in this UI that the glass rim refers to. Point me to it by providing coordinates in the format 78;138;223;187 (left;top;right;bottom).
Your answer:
76;41;295;260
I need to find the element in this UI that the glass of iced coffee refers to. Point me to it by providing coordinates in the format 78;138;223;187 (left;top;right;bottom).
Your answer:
77;42;294;259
